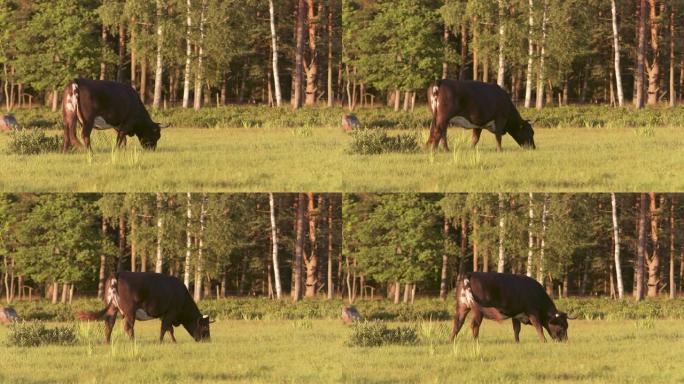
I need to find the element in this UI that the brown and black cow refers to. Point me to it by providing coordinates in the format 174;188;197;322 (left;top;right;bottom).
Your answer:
427;80;535;151
62;79;163;152
77;272;212;343
450;272;569;343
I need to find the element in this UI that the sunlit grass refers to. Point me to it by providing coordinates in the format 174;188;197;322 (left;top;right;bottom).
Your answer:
1;106;683;192
1;319;683;383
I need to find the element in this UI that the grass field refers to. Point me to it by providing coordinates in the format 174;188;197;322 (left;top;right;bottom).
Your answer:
1;106;683;192
1;319;683;383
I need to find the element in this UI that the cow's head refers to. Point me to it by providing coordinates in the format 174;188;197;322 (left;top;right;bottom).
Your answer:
519;120;536;149
546;311;569;341
193;314;212;342
137;122;163;150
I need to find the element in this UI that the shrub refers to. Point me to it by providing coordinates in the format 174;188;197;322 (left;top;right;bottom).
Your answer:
7;321;77;347
347;129;419;155
348;322;418;347
6;129;61;155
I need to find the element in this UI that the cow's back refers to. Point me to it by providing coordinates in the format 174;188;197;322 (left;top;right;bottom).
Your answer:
466;272;555;316
116;272;200;322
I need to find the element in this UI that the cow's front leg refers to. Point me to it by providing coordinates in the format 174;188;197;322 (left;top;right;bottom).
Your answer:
450;306;470;342
512;318;522;343
495;133;503;152
528;314;547;342
160;319;176;343
116;131;127;148
470;309;484;339
471;129;482;148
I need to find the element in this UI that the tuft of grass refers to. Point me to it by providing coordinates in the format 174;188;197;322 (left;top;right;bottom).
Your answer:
6;129;61;155
347;322;418;347
347;129;419;155
7;321;77;347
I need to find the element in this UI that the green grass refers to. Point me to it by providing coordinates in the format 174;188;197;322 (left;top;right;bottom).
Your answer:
1;319;683;383
1;106;683;192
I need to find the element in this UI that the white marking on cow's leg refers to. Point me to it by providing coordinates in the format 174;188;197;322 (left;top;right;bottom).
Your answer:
430;85;439;112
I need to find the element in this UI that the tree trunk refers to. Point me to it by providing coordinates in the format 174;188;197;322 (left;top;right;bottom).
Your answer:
635;0;647;108
440;218;449;301
304;193;318;298
153;0;164;109
327;197;334;299
497;193;505;273
669;197;676;298
182;0;193;108
293;0;305;109
496;0;506;88
193;194;206;301
458;216;467;279
635;194;647;300
442;23;449;79
269;0;283;107
293;193;305;301
669;5;676;107
97;217;107;299
611;193;624;299
472;207;479;272
526;193;534;277
524;0;534;107
326;2;334;107
51;89;59;112
140;54;148;104
184;193;193;289
193;0;206;111
51;282;59;304
131;17;137;87
472;16;479;81
645;0;660;106
459;24;467;80
304;0;318;106
117;23;126;83
646;192;659;297
610;0;624;107
100;25;107;80
155;193;164;273
535;0;548;110
269;193;282;299
537;194;548;284
130;207;137;272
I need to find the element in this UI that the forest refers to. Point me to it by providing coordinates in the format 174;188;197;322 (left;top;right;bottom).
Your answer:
0;193;343;304
0;0;342;110
1;193;682;306
344;193;684;302
344;0;684;110
2;0;684;111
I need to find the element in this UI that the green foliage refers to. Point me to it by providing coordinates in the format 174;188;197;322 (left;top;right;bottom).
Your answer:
346;129;419;155
5;129;61;155
347;322;418;347
6;321;77;347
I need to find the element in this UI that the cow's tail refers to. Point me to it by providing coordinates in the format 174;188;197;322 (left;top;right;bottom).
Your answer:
75;275;119;321
428;80;442;140
63;80;83;148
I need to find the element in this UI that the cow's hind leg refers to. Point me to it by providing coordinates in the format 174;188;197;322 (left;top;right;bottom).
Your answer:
471;129;483;148
470;309;484;340
512;318;522;343
428;116;447;151
81;120;95;151
528;314;547;342
103;306;118;344
123;316;136;340
450;306;470;342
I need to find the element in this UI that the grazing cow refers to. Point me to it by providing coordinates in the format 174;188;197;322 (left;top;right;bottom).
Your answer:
450;272;569;343
62;79;163;152
76;272;211;343
427;80;535;151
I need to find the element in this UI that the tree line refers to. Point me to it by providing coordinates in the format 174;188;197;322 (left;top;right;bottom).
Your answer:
344;193;684;303
0;193;342;304
343;0;684;110
0;0;342;111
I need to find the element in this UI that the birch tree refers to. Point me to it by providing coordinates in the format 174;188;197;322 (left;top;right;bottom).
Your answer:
269;0;283;107
611;193;624;299
524;0;535;108
193;0;206;111
184;193;193;289
152;0;164;109
182;0;193;108
269;193;282;299
610;0;624;107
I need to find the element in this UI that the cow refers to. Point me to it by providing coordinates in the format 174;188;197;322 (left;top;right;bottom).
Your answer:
62;78;163;152
450;272;569;343
76;272;212;343
427;80;535;151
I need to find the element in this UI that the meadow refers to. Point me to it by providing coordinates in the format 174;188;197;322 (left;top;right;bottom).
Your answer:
1;105;683;192
1;317;683;383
